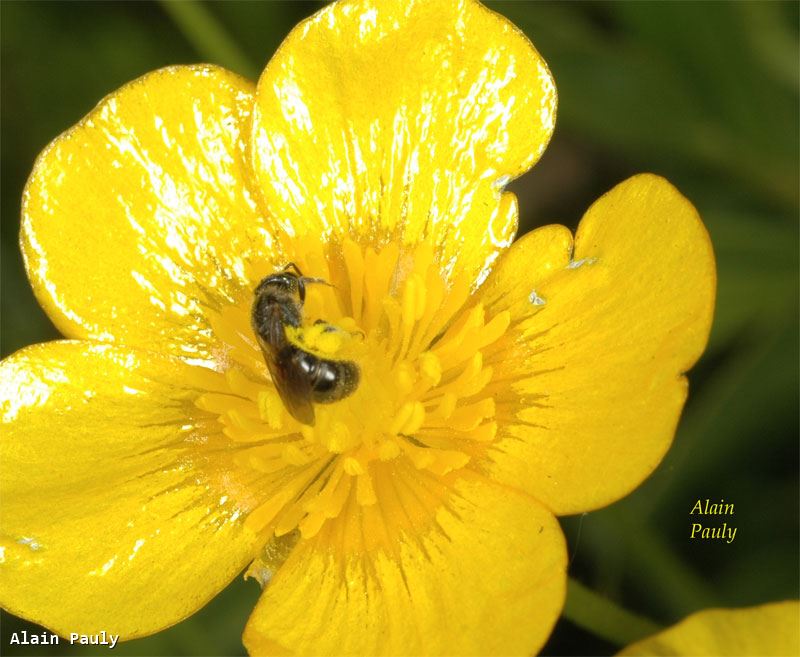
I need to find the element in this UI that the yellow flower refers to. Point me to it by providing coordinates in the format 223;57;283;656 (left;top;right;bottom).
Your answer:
0;0;715;655
619;601;800;656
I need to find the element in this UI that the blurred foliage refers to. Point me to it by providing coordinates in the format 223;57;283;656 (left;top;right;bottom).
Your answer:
1;1;797;656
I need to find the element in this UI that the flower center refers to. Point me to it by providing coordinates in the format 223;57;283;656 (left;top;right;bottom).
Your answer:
195;238;510;549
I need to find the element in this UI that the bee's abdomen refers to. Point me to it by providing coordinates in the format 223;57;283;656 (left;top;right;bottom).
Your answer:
291;349;360;403
312;359;360;403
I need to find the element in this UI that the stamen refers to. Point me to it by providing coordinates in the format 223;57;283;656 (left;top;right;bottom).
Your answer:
257;389;285;429
356;471;377;506
342;239;365;320
419;351;442;386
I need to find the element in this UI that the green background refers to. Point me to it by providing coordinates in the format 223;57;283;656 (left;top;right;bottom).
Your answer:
1;1;797;655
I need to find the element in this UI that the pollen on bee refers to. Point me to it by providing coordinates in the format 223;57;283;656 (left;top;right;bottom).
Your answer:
301;322;345;354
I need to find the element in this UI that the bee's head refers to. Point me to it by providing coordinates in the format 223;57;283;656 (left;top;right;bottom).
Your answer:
255;271;305;303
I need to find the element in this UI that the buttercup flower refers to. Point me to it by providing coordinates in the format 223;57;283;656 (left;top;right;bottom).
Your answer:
618;601;800;656
0;0;715;655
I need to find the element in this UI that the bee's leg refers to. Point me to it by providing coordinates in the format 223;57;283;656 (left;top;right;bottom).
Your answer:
313;319;338;333
313;319;363;339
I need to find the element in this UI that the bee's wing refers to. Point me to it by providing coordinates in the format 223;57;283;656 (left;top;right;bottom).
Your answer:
261;343;316;426
253;304;316;425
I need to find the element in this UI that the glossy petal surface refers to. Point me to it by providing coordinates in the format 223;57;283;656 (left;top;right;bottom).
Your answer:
618;601;800;656
21;65;273;365
250;0;556;285
477;175;716;514
0;341;260;637
243;475;566;656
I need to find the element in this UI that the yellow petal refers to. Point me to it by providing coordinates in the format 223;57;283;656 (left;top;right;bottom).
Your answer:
243;475;566;656
0;341;260;637
250;0;556;286
478;174;715;514
21;65;274;365
618;601;800;657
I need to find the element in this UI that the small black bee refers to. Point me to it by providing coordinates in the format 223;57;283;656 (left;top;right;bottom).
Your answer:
251;264;359;425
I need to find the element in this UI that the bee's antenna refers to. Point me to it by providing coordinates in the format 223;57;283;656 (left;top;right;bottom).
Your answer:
284;262;303;276
302;277;335;289
283;262;334;288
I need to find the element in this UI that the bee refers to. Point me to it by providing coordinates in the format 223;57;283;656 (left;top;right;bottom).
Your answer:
251;264;360;425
